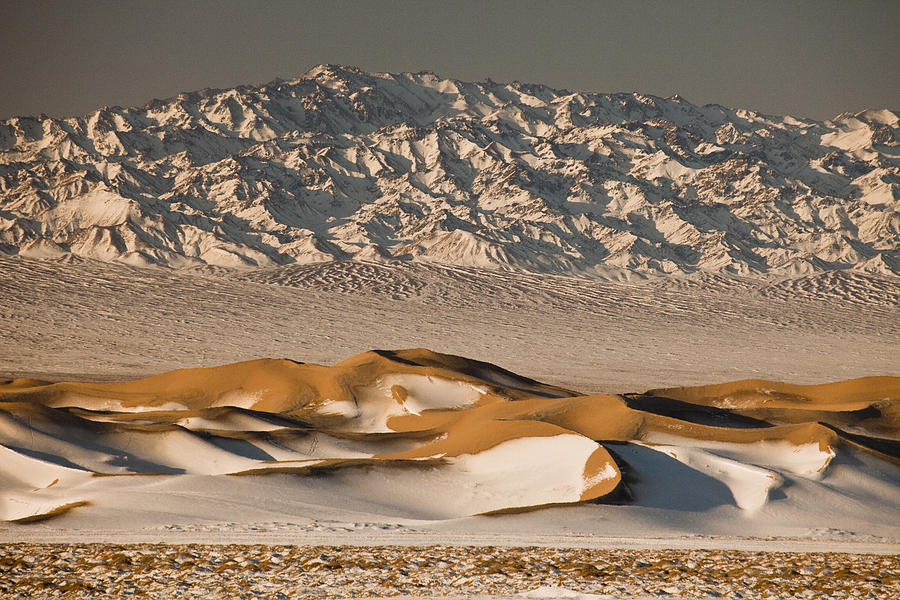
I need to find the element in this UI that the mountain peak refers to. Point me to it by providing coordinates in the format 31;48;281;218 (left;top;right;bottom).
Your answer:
301;63;369;81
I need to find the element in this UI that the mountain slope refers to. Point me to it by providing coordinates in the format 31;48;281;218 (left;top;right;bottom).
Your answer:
1;65;898;276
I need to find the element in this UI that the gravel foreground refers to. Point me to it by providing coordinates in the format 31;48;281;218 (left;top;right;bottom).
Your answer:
1;543;897;599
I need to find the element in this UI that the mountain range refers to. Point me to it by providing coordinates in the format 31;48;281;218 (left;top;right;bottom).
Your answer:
1;65;897;277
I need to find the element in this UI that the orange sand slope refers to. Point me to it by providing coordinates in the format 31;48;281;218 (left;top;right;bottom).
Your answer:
1;349;898;523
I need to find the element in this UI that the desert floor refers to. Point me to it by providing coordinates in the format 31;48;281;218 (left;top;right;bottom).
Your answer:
3;543;897;599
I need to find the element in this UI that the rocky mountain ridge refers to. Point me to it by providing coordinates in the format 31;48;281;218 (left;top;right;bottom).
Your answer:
1;65;898;277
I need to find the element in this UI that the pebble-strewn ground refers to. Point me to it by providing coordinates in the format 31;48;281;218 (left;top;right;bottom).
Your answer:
1;544;896;599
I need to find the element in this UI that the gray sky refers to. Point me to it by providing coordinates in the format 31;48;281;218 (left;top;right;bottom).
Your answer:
1;0;897;121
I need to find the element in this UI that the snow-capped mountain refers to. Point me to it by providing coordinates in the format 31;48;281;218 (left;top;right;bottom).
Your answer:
1;65;898;277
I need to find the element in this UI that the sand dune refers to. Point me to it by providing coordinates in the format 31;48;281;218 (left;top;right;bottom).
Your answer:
648;378;900;441
1;349;897;524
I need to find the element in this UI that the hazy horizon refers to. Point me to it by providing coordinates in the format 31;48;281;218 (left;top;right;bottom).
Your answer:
2;0;898;121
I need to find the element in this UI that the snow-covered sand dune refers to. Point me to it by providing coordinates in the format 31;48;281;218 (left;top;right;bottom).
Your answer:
1;254;897;548
1;348;897;540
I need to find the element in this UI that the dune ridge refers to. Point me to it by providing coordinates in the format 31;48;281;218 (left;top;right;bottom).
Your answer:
0;348;897;523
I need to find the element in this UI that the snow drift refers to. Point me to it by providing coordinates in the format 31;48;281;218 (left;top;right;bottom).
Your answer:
1;348;896;523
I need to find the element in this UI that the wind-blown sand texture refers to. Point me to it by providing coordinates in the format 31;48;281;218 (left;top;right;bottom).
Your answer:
2;255;898;394
1;348;897;529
